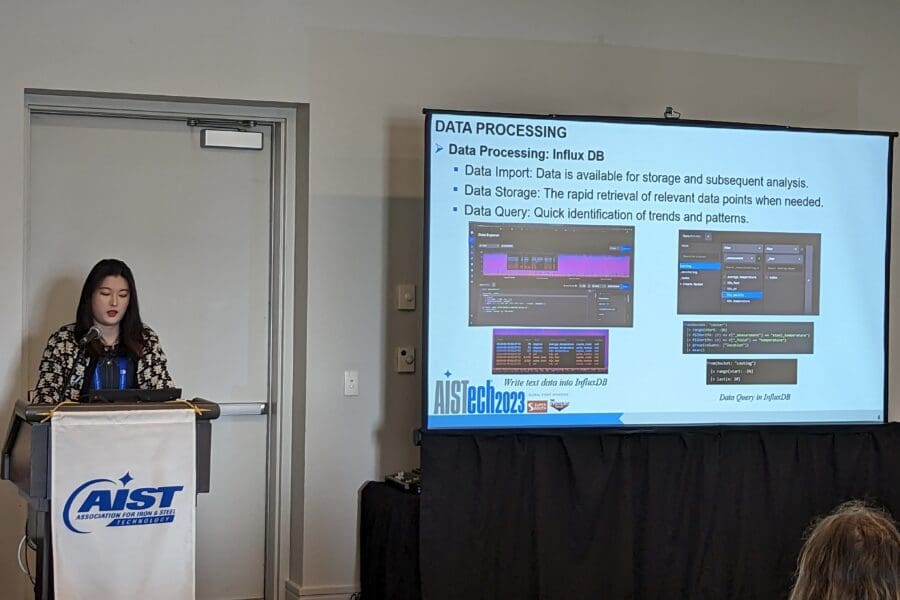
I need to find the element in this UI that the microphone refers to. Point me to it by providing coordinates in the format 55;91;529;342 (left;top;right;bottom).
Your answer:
77;326;102;346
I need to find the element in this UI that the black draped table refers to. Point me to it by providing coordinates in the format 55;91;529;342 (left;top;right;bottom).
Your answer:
360;481;421;599
361;425;900;600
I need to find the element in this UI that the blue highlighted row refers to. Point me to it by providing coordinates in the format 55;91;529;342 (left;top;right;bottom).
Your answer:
429;412;625;429
721;291;763;300
679;262;721;271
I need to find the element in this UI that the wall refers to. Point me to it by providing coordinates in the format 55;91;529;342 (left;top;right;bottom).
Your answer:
0;1;897;597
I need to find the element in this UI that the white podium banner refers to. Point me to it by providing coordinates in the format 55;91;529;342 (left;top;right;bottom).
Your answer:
51;408;196;600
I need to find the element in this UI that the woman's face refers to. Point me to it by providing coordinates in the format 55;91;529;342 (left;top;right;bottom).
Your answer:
91;275;130;329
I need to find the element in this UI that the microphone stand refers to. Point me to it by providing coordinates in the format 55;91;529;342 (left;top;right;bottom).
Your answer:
63;327;99;403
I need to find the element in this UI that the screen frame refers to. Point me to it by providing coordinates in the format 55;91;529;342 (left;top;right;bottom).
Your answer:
421;107;896;433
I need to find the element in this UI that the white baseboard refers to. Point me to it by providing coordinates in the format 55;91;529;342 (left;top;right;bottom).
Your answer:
285;580;301;600
285;579;358;600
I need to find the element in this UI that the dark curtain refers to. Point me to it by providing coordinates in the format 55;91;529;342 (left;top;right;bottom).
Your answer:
419;425;900;600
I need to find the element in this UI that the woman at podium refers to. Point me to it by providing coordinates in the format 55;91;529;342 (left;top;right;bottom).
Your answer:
32;258;173;403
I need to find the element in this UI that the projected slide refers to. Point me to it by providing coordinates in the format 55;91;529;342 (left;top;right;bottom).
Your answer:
425;110;892;429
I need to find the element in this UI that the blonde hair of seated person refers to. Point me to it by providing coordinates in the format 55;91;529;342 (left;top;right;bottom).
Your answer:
789;500;900;600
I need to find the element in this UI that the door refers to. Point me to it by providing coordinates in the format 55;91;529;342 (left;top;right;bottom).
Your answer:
25;100;281;599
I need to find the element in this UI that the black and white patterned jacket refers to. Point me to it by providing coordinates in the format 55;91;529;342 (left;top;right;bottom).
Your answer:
33;323;174;404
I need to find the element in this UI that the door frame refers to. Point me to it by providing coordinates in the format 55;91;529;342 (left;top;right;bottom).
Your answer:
23;90;301;600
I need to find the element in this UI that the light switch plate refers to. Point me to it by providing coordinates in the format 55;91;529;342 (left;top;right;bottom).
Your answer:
344;370;359;396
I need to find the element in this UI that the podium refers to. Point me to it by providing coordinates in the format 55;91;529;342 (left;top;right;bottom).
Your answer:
1;397;219;600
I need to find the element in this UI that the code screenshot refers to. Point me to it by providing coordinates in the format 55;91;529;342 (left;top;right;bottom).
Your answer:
470;222;634;326
678;230;820;315
492;328;609;374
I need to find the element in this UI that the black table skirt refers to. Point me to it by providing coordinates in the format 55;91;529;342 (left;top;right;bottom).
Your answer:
360;481;421;599
419;425;900;600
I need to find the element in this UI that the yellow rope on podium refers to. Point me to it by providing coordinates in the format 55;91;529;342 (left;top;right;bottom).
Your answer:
165;399;208;416
38;400;81;423
39;399;209;421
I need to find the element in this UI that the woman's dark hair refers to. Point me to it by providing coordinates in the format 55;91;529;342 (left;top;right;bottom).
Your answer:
789;500;900;600
74;258;145;359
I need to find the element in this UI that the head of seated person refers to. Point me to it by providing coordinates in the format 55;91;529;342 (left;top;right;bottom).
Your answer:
790;500;900;600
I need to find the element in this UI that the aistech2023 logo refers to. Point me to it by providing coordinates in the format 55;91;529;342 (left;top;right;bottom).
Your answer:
433;377;525;415
62;472;184;534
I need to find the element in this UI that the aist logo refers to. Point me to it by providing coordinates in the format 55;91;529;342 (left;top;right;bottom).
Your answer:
62;472;184;534
433;378;469;414
433;378;526;415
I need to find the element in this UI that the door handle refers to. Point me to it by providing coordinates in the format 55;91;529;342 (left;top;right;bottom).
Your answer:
215;402;268;417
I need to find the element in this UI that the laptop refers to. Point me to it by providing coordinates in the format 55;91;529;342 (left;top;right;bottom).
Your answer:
79;388;182;404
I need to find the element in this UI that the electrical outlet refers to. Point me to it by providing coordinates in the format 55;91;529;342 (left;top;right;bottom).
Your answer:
396;347;416;373
397;284;416;310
